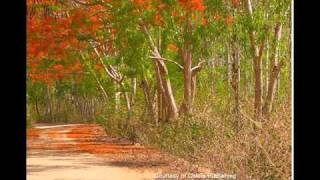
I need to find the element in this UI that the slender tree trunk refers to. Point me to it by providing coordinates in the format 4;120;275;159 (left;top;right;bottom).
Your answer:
243;66;248;98
115;82;120;111
229;38;241;132
263;23;282;119
191;74;197;104
45;85;53;123
180;48;193;115
93;71;108;102
163;101;168;121
231;41;240;114
210;59;215;96
254;56;263;121
251;39;265;121
264;38;269;99
56;98;61;121
153;59;174;122
124;91;131;117
141;25;178;121
277;70;281;99
158;62;178;120
263;66;280;116
154;52;178;121
249;64;253;98
141;78;156;122
157;90;163;123
117;82;131;118
153;61;164;122
34;96;41;121
130;78;137;105
245;0;266;121
226;45;232;98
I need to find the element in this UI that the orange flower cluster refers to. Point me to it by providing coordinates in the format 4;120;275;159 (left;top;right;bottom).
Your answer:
225;15;234;27
202;18;208;26
154;13;164;26
213;14;222;21
167;43;179;52
95;63;105;71
132;0;152;10
231;0;240;7
178;0;206;12
171;11;178;17
28;60;83;85
28;72;56;85
27;2;108;85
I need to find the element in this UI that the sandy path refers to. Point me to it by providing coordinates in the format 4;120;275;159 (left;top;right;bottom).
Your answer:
27;153;159;180
27;124;163;180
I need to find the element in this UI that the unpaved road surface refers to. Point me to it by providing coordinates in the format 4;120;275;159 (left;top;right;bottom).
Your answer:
27;124;168;180
28;153;158;180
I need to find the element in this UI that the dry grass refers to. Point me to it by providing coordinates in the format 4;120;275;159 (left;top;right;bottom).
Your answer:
191;99;292;179
99;95;291;179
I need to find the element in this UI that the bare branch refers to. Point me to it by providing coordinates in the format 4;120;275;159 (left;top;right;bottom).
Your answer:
191;60;206;75
109;64;122;81
90;42;119;82
140;23;157;51
246;0;254;16
149;56;184;70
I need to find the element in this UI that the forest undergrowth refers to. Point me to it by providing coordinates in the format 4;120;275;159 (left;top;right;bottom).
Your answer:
93;96;291;179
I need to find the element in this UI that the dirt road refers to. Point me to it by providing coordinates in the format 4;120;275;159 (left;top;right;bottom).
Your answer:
27;124;168;180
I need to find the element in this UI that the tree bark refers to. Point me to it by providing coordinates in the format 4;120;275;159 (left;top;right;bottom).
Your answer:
263;23;282;119
45;85;53;123
209;59;215;96
130;78;137;105
123;90;132;118
34;96;41;121
141;25;178;121
245;0;266;121
254;53;263;121
180;48;193;115
157;58;178;120
115;82;120;111
264;38;269;99
141;78;156;122
231;41;240;114
226;45;232;97
191;74;197;104
153;59;165;122
228;38;241;132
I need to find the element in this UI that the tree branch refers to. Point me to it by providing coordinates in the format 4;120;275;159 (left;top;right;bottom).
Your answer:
90;42;120;82
149;56;184;70
140;23;157;51
191;60;206;75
